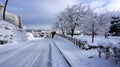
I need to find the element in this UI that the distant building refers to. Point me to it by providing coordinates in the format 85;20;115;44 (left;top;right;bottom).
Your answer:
26;29;50;38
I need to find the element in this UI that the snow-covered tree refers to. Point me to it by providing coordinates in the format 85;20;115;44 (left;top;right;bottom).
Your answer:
53;12;67;34
53;3;117;42
0;2;20;28
54;4;91;37
81;11;113;42
79;7;94;35
65;4;91;37
18;15;23;29
97;12;112;38
85;13;100;43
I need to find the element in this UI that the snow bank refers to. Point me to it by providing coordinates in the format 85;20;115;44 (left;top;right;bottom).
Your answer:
87;43;98;46
112;43;120;49
97;40;112;48
0;20;28;45
27;32;34;40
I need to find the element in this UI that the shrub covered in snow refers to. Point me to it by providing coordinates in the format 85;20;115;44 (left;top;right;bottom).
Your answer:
0;20;28;45
27;32;34;40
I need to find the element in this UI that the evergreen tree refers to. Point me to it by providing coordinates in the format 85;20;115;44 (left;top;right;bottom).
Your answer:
109;16;120;36
18;16;23;29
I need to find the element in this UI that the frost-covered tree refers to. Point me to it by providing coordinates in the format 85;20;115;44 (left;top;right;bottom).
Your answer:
87;14;99;43
53;12;67;34
0;2;20;28
82;11;113;41
97;12;112;38
81;11;103;43
54;3;116;42
65;4;91;37
80;8;94;36
54;4;90;37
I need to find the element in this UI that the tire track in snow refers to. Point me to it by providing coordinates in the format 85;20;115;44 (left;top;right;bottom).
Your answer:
31;43;50;67
47;43;52;67
0;41;37;66
0;39;50;67
50;41;71;67
0;40;35;55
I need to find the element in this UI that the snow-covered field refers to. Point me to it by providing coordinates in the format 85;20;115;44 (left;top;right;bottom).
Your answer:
73;34;120;48
73;34;120;44
53;36;120;67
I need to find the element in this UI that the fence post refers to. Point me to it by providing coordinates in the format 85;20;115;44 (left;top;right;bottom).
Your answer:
79;40;81;48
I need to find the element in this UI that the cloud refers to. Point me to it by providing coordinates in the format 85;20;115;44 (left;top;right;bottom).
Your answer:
31;0;78;17
26;24;52;30
90;0;106;9
6;0;120;29
93;0;120;13
6;0;78;28
105;0;120;11
81;0;120;13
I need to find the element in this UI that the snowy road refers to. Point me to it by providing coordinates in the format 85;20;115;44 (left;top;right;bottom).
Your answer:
0;36;119;67
0;39;50;67
0;38;71;67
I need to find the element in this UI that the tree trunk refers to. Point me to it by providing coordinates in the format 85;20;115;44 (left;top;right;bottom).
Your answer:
116;32;118;36
84;32;85;37
62;32;64;35
3;0;9;20
61;28;64;35
71;28;74;37
105;32;107;38
92;31;94;43
92;22;95;43
98;51;101;58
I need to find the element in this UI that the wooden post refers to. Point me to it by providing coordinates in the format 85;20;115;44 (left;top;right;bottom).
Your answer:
98;51;101;58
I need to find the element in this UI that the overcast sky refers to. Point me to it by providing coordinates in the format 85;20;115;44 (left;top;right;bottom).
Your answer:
1;0;120;29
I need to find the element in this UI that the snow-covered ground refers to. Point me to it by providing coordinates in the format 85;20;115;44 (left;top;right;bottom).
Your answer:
0;35;119;67
73;34;120;44
53;35;120;67
0;38;50;67
73;34;120;48
50;41;69;67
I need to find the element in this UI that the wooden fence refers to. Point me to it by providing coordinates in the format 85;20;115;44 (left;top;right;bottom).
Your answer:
58;34;87;49
57;34;120;64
